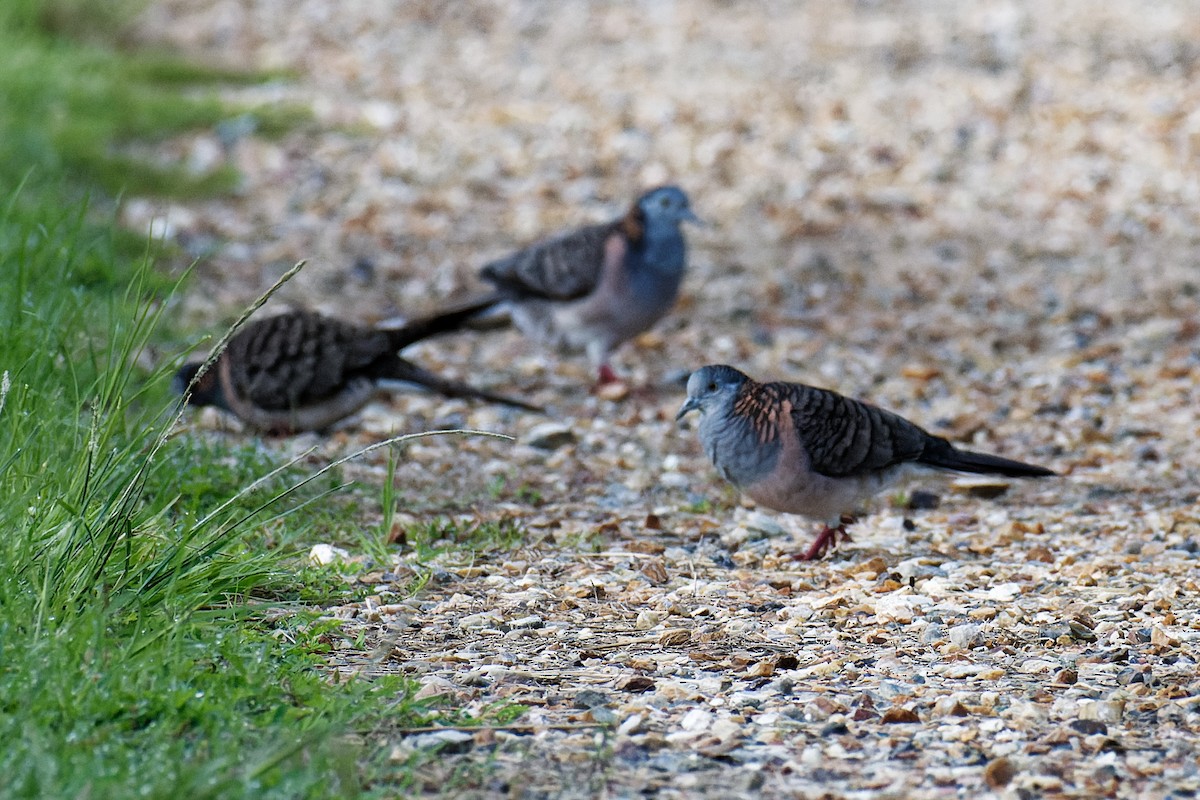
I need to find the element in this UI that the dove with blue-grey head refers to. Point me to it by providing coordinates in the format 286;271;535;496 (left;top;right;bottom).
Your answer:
677;365;1055;559
174;308;539;434
424;186;701;386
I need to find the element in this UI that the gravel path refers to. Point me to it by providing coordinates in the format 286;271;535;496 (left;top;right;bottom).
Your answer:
136;2;1200;796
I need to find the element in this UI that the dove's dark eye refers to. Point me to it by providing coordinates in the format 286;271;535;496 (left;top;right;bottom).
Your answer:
707;382;717;392
660;196;671;208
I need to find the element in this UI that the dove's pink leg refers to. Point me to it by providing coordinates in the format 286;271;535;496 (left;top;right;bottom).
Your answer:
597;363;620;385
797;516;856;561
799;525;842;561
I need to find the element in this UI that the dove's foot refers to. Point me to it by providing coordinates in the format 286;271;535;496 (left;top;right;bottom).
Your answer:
796;522;854;561
596;363;621;385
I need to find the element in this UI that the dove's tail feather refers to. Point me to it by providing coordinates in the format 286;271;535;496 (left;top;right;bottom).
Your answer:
920;442;1056;478
375;356;542;413
382;294;506;348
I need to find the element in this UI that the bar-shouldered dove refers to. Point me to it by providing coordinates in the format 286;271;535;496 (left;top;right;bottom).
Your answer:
427;185;701;385
677;365;1055;559
174;308;540;434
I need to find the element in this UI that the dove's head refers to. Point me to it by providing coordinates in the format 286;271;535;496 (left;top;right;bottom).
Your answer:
172;361;225;409
637;186;702;228
676;364;748;421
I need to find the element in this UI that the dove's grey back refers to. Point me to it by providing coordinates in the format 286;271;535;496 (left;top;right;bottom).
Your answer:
481;222;616;302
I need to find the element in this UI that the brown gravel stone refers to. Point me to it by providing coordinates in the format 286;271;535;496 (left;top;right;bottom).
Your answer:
983;756;1017;789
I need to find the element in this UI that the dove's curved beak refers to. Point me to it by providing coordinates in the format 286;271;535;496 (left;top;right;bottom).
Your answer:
676;396;701;421
682;208;706;227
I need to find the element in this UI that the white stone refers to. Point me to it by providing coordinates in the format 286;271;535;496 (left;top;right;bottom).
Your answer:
308;543;349;566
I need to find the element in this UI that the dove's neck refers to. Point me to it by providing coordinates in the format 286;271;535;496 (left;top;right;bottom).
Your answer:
630;222;687;277
614;223;683;316
699;404;782;488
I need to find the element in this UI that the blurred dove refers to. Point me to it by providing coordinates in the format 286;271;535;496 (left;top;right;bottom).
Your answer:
677;365;1055;560
174;308;539;434
428;186;701;385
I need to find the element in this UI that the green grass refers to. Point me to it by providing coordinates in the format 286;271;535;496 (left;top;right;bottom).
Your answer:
0;0;310;201
0;183;449;799
0;4;492;798
486;471;547;506
3;0;144;42
405;517;529;557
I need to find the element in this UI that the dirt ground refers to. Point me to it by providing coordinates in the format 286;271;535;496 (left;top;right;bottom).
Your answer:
135;2;1200;797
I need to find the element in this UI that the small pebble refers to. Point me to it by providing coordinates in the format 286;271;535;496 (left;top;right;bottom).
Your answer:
524;423;577;450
